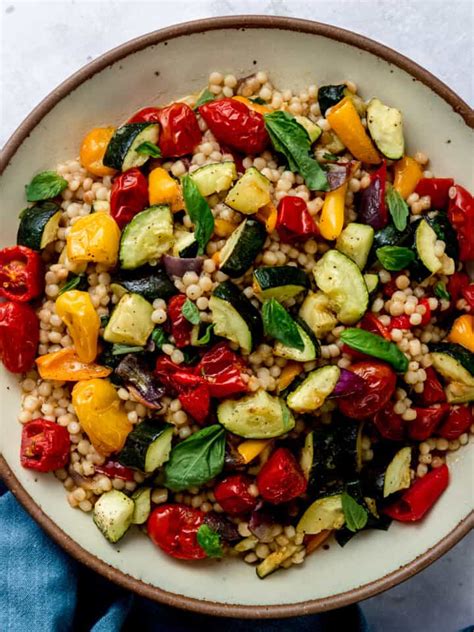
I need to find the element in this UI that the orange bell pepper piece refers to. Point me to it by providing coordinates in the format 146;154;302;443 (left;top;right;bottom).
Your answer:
232;96;271;115
255;202;278;233
393;156;423;199
448;314;474;353
79;127;116;177
318;182;348;240
148;167;184;212
237;439;271;464
277;361;304;392
214;218;237;238
326;97;380;164
305;530;332;555
36;347;112;381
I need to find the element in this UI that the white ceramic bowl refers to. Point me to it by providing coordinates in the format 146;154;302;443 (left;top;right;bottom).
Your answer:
1;16;472;618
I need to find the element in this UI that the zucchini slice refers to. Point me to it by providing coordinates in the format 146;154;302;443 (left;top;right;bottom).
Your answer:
172;231;199;258
104;293;154;346
286;365;340;413
429;343;474;386
253;266;310;302
118;420;174;472
318;84;347;117
17;202;62;250
219;218;266;278
415;219;442;274
295;116;322;143
189;161;237;197
274;320;320;362
111;265;176;301
119;205;174;269
217;390;294;439
383;447;412;498
298;291;338;338
209;281;262;353
256;545;301;579
131;487;152;525
366;98;404;160
445;382;474;403
364;273;379;294
103;123;159;171
336;222;374;270
297;495;345;535
313;250;369;325
93;490;134;543
224;167;271;214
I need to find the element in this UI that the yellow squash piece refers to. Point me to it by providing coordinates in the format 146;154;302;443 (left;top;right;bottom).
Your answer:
72;379;132;456
237;439;271;464
56;290;100;363
148;167;184;212
80;127;116;177
232;96;271;115
393;156;423;199
326;97;380;164
448;315;474;353
277;361;304;392
318;182;348;240
36;347;111;381
67;212;120;266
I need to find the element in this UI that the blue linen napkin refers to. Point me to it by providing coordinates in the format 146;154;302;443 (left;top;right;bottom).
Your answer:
0;480;369;631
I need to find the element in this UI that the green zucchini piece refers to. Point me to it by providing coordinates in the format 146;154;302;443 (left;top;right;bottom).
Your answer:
217;390;294;439
189;161;237;197
253;266;310;302
429;343;474;385
318;84;347;117
274;320;320;362
415;219;444;274
104;293;154;346
364;273;379;294
172;231;199;258
209;281;262;353
297;495;345;534
366;98;404;160
298;291;338;338
225;167;271;214
295;116;322;143
445;382;474;403
256;545;301;579
17;202;62;250
119;205;174;269
427;212;459;260
313;250;369;325
287;365;340;413
111;266;176;301
383;447;412;498
118;420;174;472
103;123;159;171
219;218;266;278
131;487;152;525
336;222;374;270
93;490;134;543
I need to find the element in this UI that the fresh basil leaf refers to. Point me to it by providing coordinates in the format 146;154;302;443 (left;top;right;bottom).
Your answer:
182;299;201;325
100;315;110;328
195;323;214;346
58;274;87;296
197;524;223;558
111;344;144;355
264;111;328;191
434;282;450;301
151;327;169;348
182;175;214;255
194;88;216;109
322;152;340;162
250;97;266;105
164;424;226;491
341;492;368;533
25;171;68;202
376;246;415;271
386;184;409;232
136;141;161;158
262;298;304;350
340;328;408;372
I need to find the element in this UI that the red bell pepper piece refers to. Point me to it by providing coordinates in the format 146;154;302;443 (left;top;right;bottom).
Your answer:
357;161;388;230
418;366;446;405
199;98;269;155
214;474;258;515
463;284;474;311
448;184;474;262
0;245;43;302
419;298;432;325
128;106;161;123
95;460;135;481
257;447;307;504
383;464;449;522
110;168;149;229
167;294;192;348
373;402;406;441
178;382;211;424
156;103;202;158
198;342;248;397
447;271;470;304
276;196;318;243
437;406;473;440
409;404;450;441
0;301;39;373
20;419;70;472
415;178;454;210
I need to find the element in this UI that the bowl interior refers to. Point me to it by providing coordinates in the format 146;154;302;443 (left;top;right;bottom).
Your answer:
1;20;472;616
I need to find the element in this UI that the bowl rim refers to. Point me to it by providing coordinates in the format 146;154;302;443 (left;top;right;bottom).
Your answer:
0;15;473;619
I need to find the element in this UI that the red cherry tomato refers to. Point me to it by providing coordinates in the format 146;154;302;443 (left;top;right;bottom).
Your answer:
373;402;405;441
147;503;206;560
418;298;432;326
20;419;70;472
128;107;161;123
0;301;39;373
214;474;258;515
257;448;307;505
437;406;473;440
417;366;446;405
110;168;149;229
167;294;192;348
338;362;396;420
156;103;202;158
409;404;450;441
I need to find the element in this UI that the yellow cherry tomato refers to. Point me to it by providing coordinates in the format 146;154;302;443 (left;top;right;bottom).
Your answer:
66;212;120;266
55;291;100;363
36;347;111;381
148;167;184;212
448;314;474;353
393;156;423;199
319;182;348;240
326;98;380;164
79;127;116;177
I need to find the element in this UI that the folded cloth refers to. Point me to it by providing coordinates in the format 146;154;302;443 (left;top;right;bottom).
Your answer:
0;481;369;632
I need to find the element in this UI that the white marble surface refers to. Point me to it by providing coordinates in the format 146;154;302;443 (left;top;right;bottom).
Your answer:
1;1;473;630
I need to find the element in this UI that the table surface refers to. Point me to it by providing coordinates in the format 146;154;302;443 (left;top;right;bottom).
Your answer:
1;1;473;630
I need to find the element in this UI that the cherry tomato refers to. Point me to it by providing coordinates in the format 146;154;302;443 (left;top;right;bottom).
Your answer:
110;168;149;228
373;402;405;441
0;301;39;373
338;362;396;420
147;503;206;560
409;404;450;441
257;448;307;504
20;419;70;472
156;103;202;158
128;107;161;123
214;474;258;515
417;366;446;405
0;246;43;302
437;406;473;440
447;272;470;305
79;127;116;177
418;298;432;326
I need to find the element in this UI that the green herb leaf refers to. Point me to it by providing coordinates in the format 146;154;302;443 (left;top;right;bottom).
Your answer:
340;328;409;372
196;524;223;558
341;492;368;533
136;141;162;158
58;274;86;296
386;184;409;232
26;171;68;202
151;327;169;348
182;175;214;255
376;246;415;271
164;425;226;491
194;88;216;109
182;299;201;325
195;323;214;346
434;282;450;301
264;111;328;191
262;298;304;350
322;152;340;161
111;344;144;355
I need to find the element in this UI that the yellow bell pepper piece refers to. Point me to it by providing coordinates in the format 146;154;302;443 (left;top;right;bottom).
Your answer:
393;156;423;199
214;218;237;238
79;127;116;177
326;98;380;164
36;347;111;381
56;290;100;363
67;212;120;266
277;361;304;392
232;96;272;115
148;167;184;212
318;182;348;240
448;315;474;353
255;202;278;233
237;439;271;464
72;379;132;456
